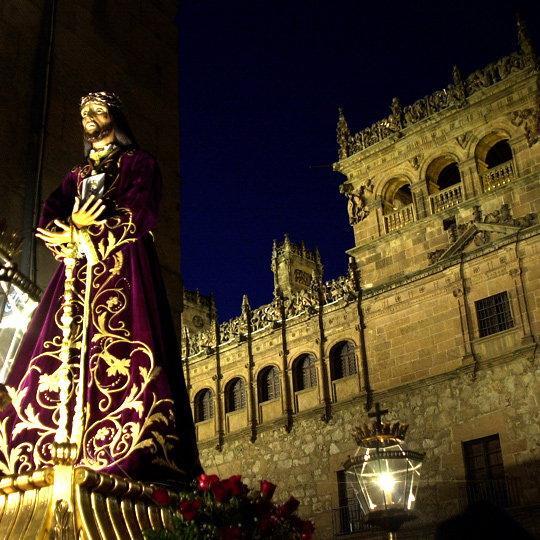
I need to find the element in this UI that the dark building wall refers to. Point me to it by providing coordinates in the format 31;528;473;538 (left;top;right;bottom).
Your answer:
0;0;182;329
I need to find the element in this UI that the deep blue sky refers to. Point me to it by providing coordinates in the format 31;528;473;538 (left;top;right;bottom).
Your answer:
177;1;540;322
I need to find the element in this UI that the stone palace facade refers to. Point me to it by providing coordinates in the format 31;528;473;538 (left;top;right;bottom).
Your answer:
182;18;540;539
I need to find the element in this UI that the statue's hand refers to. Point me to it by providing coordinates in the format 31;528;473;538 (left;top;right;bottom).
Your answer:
71;196;106;228
36;220;72;246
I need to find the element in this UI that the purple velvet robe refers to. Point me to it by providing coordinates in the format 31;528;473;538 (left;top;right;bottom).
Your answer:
0;148;200;485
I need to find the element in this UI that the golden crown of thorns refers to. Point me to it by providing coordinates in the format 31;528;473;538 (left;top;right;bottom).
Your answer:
79;91;123;110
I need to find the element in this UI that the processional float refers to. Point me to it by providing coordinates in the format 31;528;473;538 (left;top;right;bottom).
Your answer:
0;229;173;540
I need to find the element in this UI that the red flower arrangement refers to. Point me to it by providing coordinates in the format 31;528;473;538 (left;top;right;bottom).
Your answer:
145;474;314;540
152;487;171;507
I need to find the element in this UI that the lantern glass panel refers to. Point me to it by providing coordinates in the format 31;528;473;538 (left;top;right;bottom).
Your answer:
0;281;38;382
346;440;423;514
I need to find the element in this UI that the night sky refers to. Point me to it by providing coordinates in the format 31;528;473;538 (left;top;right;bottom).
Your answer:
177;1;540;323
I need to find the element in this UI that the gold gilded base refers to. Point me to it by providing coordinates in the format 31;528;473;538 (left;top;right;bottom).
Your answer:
0;465;175;539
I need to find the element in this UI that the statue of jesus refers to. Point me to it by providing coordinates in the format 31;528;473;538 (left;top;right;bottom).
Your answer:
0;92;201;486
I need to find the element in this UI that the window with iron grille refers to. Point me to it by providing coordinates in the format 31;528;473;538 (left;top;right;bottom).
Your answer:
464;435;504;482
195;388;214;422
333;470;368;535
260;366;281;402
330;341;357;380
226;378;246;412
294;354;317;391
475;292;514;338
462;434;514;508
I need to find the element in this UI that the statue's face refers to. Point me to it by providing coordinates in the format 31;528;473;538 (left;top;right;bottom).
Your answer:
81;102;114;145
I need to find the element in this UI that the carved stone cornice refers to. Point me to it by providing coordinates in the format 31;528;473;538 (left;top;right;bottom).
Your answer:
428;203;536;265
337;45;538;160
510;107;540;147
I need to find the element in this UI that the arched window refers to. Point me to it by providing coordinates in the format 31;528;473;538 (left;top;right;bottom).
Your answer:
382;179;413;212
392;184;413;209
330;341;357;380
426;156;462;213
294;354;317;391
194;388;214;422
437;163;461;190
427;158;462;192
485;140;512;169
260;366;281;402
225;378;246;413
381;177;414;232
475;134;514;191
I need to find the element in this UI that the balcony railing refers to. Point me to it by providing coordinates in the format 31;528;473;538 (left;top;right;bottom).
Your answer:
430;183;463;214
384;203;414;233
481;160;515;192
332;504;372;536
458;477;523;511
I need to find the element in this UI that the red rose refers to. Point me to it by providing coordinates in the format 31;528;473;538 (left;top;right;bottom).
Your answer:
219;525;244;540
292;516;315;539
179;499;201;521
255;497;274;518
198;473;219;491
260;479;277;500
226;474;247;496
278;496;300;517
211;479;233;503
152;487;170;506
300;520;315;539
259;517;277;535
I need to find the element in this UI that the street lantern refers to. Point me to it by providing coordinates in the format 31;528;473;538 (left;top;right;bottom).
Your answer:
0;221;41;383
344;404;425;539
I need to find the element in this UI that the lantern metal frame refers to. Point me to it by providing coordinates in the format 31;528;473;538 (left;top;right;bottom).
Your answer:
0;236;42;383
344;407;425;538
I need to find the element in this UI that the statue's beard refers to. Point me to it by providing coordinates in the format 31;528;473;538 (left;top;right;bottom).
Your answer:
83;121;113;143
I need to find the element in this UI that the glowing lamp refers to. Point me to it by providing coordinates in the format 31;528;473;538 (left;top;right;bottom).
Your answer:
344;405;425;539
0;255;41;382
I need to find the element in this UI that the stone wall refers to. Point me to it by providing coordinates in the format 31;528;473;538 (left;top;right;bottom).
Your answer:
197;351;540;538
189;221;540;537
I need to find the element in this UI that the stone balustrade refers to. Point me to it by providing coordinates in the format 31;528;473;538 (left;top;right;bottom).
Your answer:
384;204;415;232
481;160;515;191
430;183;463;213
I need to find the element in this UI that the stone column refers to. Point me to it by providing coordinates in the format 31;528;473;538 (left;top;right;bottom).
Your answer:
242;298;258;442
458;156;479;200
314;279;332;422
509;239;536;346
277;291;293;432
213;318;225;450
411;181;428;219
453;260;477;375
508;133;530;178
